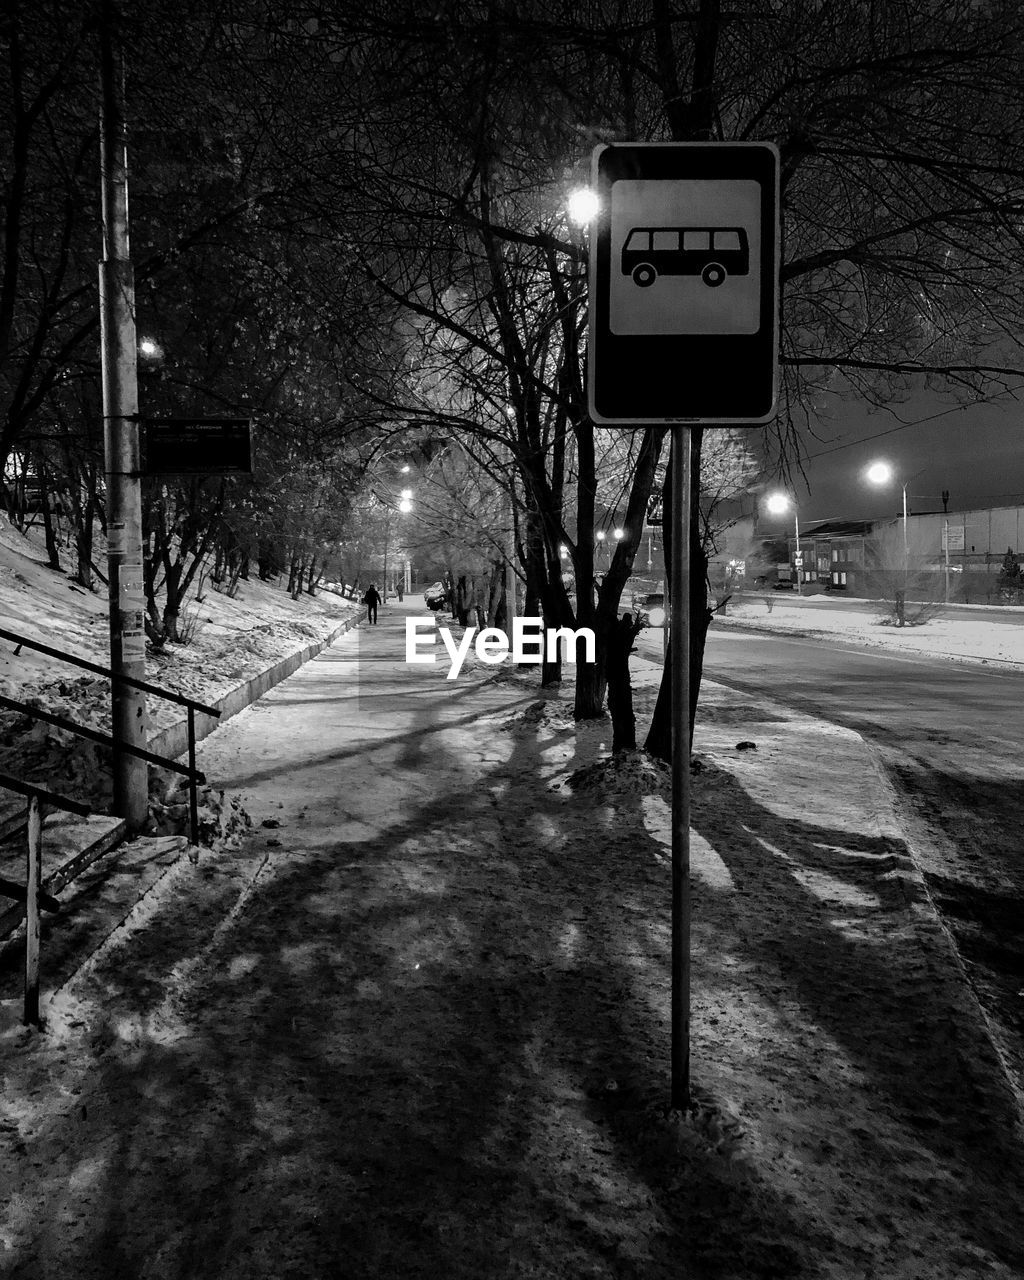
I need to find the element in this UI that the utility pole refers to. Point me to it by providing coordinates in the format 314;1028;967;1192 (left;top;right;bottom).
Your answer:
98;0;148;829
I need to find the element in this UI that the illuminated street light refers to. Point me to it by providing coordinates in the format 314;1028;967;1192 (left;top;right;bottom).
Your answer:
765;491;802;595
138;336;161;359
865;459;911;565
567;188;599;224
613;527;625;541
865;459;928;622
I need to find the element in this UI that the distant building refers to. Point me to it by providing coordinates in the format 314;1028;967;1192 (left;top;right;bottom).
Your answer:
761;503;1024;601
638;500;1023;603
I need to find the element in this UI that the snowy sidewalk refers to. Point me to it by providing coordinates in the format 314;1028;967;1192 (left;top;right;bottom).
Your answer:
2;600;1024;1279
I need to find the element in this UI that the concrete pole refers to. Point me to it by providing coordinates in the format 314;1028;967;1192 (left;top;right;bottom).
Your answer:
98;3;148;830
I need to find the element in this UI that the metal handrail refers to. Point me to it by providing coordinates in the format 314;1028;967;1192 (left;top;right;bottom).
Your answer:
0;693;204;780
0;769;93;1025
0;626;219;714
0;771;91;816
0;626;221;843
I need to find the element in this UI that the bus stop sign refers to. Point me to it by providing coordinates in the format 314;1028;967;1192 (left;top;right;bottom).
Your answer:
587;142;779;426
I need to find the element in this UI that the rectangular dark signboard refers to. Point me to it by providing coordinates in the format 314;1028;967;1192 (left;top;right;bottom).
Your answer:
587;142;779;426
143;418;252;476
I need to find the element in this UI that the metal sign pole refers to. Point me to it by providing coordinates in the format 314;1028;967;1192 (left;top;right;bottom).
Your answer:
585;141;778;1113
670;431;692;1112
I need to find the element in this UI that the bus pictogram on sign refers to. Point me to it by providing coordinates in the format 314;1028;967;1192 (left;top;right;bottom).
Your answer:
622;226;750;289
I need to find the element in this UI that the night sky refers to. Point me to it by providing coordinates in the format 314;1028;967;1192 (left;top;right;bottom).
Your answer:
772;384;1024;525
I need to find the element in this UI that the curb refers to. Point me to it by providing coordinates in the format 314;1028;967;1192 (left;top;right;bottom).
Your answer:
861;738;1024;1134
149;607;363;764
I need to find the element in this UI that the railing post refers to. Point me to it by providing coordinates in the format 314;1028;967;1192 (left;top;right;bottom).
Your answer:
24;794;42;1027
187;705;199;855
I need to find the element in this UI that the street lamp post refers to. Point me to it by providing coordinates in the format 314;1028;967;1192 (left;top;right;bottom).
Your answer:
765;492;801;596
865;461;928;624
865;460;914;563
942;489;951;605
377;480;413;604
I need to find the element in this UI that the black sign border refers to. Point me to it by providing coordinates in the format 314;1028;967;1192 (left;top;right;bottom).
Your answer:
588;142;779;426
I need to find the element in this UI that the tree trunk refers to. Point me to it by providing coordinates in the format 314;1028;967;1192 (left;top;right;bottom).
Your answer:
455;574;472;625
38;470;60;571
486;560;503;627
606;613;643;753
573;634;607;719
645;429;713;761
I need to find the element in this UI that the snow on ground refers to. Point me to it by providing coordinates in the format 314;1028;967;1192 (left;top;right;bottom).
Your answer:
1;525;1024;1277
0;514;357;722
0;515;359;827
713;592;1024;667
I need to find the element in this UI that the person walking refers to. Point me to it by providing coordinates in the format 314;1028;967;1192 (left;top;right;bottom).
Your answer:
363;583;381;625
396;579;404;602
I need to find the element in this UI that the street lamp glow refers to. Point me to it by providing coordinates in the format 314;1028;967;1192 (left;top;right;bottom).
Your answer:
865;461;893;486
567;188;599;224
138;337;161;358
613;528;625;541
765;491;802;596
596;530;606;541
398;498;412;513
400;488;413;500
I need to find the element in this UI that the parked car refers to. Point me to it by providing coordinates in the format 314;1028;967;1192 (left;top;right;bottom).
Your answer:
423;581;447;610
638;591;666;627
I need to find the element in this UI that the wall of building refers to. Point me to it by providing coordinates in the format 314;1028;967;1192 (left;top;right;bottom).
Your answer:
847;505;1023;602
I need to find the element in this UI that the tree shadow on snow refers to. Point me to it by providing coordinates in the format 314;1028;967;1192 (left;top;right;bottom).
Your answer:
10;695;1024;1280
7;724;808;1280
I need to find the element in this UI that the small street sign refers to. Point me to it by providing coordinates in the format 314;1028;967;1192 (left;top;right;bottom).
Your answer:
646;494;664;526
142;418;252;476
587;142;779;426
794;553;804;566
